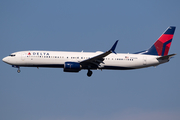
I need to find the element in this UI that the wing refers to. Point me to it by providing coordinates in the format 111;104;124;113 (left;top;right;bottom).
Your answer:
80;40;118;69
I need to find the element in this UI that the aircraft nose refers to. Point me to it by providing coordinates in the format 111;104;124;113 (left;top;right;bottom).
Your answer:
2;57;9;63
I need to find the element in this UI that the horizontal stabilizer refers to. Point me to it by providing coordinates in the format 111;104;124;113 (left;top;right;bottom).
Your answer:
157;54;176;60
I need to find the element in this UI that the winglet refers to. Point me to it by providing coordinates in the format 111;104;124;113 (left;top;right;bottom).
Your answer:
110;40;119;54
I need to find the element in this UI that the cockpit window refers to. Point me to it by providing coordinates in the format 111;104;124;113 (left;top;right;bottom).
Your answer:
9;54;16;57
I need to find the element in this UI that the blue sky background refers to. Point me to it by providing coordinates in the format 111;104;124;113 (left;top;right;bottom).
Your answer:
0;0;180;120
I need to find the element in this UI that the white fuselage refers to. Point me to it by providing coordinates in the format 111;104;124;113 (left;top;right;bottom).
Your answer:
2;51;167;70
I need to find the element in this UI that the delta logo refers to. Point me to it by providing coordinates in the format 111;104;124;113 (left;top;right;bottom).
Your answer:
27;52;50;56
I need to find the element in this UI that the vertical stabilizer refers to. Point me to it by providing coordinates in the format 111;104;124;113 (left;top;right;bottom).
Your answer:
144;26;176;56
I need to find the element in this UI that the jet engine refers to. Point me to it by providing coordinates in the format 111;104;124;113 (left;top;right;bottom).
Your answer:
64;62;81;72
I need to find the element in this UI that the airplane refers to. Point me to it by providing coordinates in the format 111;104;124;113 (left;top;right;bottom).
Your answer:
2;26;176;77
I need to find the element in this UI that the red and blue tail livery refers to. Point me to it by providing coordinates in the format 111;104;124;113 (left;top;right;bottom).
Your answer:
144;26;176;56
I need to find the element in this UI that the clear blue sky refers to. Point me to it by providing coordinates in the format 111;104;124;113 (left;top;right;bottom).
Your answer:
0;0;180;120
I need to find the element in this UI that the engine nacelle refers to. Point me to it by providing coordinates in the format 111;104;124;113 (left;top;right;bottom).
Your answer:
64;62;81;72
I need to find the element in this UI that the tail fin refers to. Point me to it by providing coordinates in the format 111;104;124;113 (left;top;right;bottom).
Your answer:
143;26;176;56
